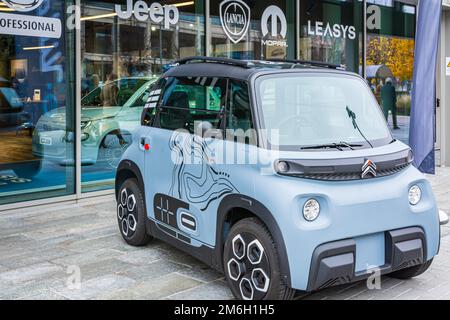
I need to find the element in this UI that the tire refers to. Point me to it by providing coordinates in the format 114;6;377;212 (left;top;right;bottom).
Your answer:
13;160;42;178
223;217;295;300
389;259;433;280
117;178;152;246
98;132;132;169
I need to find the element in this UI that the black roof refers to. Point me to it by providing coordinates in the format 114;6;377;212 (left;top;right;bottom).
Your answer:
163;56;351;82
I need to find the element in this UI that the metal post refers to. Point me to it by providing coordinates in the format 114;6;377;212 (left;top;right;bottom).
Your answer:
363;0;367;79
206;0;211;56
75;0;82;199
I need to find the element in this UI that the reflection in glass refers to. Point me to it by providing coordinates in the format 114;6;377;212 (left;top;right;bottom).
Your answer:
298;0;362;72
80;0;205;192
209;0;295;60
0;0;75;205
365;1;416;144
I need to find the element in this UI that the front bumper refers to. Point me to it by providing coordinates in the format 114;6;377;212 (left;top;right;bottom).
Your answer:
307;227;426;291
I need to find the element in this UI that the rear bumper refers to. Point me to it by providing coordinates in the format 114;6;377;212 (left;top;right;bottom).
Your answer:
307;227;427;292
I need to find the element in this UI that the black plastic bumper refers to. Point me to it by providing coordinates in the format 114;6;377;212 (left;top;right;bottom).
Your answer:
307;227;427;292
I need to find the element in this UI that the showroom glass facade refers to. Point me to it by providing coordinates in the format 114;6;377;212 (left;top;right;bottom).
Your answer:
0;0;418;206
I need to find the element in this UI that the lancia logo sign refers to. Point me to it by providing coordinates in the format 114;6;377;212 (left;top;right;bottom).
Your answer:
1;0;44;12
362;159;377;179
220;0;251;44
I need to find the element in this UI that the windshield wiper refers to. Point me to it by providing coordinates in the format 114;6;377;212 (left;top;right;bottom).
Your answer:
346;106;374;148
301;142;363;151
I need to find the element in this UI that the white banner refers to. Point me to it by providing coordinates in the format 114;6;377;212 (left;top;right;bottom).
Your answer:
0;12;62;39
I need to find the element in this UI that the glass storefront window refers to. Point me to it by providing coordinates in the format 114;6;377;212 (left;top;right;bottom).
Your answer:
365;0;417;145
209;0;295;60
80;0;205;192
298;0;363;73
0;0;75;205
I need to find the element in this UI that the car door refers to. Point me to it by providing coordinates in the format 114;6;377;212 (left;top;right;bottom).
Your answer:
144;76;231;247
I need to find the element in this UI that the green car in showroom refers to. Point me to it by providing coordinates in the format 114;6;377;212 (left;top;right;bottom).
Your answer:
31;77;157;175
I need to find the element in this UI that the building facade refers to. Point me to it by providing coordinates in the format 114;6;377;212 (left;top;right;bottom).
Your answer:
0;0;427;208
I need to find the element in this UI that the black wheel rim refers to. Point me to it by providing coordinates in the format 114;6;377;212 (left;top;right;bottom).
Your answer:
117;188;138;238
226;232;271;300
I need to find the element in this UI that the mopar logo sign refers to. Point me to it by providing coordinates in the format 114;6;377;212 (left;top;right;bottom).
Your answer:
261;5;287;48
1;0;43;12
220;0;250;44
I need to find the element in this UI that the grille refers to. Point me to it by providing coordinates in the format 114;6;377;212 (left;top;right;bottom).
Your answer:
292;163;411;181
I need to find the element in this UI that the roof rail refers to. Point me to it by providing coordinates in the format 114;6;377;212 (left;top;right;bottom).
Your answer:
267;58;346;70
171;56;254;69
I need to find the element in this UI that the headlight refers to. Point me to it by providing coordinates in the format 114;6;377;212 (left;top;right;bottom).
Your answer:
81;133;90;141
408;185;422;206
275;161;290;173
81;121;91;130
303;199;320;221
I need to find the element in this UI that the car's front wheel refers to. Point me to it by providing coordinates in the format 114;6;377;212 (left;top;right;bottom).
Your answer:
223;218;295;300
13;160;42;178
117;178;152;246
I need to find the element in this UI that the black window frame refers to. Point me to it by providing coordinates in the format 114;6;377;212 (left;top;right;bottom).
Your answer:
143;76;258;146
152;76;228;136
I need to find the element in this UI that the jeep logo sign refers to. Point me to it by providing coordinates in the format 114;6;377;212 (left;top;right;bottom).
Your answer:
1;0;43;12
220;0;250;44
115;0;179;30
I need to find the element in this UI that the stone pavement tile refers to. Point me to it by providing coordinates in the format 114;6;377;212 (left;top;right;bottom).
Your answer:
78;224;118;240
117;259;185;282
51;274;136;300
18;290;68;300
74;258;137;281
176;263;224;284
166;279;234;300
97;273;202;300
58;234;124;253
0;262;64;285
0;277;64;300
115;246;164;265
23;219;114;242
51;248;124;267
0;234;35;255
157;243;208;267
0;247;75;269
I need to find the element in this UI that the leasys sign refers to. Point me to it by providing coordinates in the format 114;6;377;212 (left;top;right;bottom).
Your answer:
115;0;179;30
0;0;62;38
307;20;356;40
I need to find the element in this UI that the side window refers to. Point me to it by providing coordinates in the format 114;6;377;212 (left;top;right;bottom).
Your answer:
226;80;255;144
158;77;226;134
130;81;156;108
141;79;165;127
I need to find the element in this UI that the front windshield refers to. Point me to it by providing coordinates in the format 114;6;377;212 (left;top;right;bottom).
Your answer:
81;78;151;108
257;74;392;149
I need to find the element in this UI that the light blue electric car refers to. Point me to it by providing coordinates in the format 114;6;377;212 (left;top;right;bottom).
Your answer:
115;57;444;300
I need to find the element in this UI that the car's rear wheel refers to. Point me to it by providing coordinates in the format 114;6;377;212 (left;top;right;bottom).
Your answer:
13;160;42;178
389;259;433;280
117;178;152;246
223;217;295;300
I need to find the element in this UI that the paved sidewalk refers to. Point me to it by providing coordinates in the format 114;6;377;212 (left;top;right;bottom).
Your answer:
0;168;449;300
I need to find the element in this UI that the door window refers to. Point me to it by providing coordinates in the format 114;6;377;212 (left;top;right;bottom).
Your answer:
158;77;227;134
